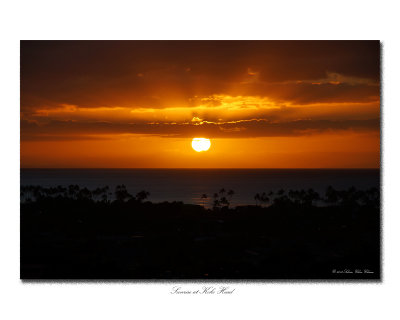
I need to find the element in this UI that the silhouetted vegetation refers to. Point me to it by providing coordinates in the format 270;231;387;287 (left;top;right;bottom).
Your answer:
211;188;235;210
254;192;270;207
200;194;208;207
20;185;380;279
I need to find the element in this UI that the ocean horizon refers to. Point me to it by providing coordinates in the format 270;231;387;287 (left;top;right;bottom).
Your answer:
20;168;380;207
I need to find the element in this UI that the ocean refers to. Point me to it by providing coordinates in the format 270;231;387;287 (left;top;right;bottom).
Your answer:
20;169;380;207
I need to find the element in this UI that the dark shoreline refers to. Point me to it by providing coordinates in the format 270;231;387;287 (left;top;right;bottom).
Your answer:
20;168;380;207
21;185;380;280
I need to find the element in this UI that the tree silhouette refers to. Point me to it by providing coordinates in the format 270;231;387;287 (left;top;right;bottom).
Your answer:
115;185;133;202
213;199;221;210
213;190;223;210
260;192;270;207
210;188;232;209
255;192;270;207
305;188;320;206
20;183;379;212
92;186;109;203
68;185;80;200
201;194;208;207
325;186;339;205
136;190;150;203
101;186;110;203
220;196;229;208
77;187;92;201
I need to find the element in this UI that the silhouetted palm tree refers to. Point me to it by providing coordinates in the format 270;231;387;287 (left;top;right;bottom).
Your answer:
201;194;208;207
213;199;221;210
136;190;150;202
260;192;269;207
91;186;110;202
92;187;103;202
220;196;229;208
325;186;339;204
305;188;320;206
115;185;133;202
68;185;80;200
77;187;92;200
100;186;110;203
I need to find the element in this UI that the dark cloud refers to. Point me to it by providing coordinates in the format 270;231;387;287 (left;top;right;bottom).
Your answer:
231;81;378;105
21;40;380;110
21;118;380;141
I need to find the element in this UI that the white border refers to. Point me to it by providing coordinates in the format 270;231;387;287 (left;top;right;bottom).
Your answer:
1;1;400;319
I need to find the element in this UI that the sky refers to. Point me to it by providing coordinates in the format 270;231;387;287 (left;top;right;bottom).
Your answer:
20;41;380;168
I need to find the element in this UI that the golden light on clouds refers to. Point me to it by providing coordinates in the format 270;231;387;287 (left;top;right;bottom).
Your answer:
20;40;380;168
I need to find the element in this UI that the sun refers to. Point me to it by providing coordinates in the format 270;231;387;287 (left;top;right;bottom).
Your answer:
192;138;211;152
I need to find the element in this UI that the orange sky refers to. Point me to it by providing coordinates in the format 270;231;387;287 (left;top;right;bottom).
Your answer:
20;41;380;168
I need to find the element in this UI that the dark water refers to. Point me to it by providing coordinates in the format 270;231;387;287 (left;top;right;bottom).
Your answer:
20;169;380;207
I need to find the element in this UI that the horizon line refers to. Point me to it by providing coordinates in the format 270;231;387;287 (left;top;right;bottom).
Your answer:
20;167;380;170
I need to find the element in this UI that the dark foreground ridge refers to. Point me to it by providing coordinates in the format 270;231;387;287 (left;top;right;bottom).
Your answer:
21;185;380;280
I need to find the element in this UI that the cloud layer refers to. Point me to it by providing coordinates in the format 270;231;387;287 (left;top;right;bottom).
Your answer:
21;41;380;141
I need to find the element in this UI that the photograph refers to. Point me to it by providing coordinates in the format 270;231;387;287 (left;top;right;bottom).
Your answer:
20;40;380;280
